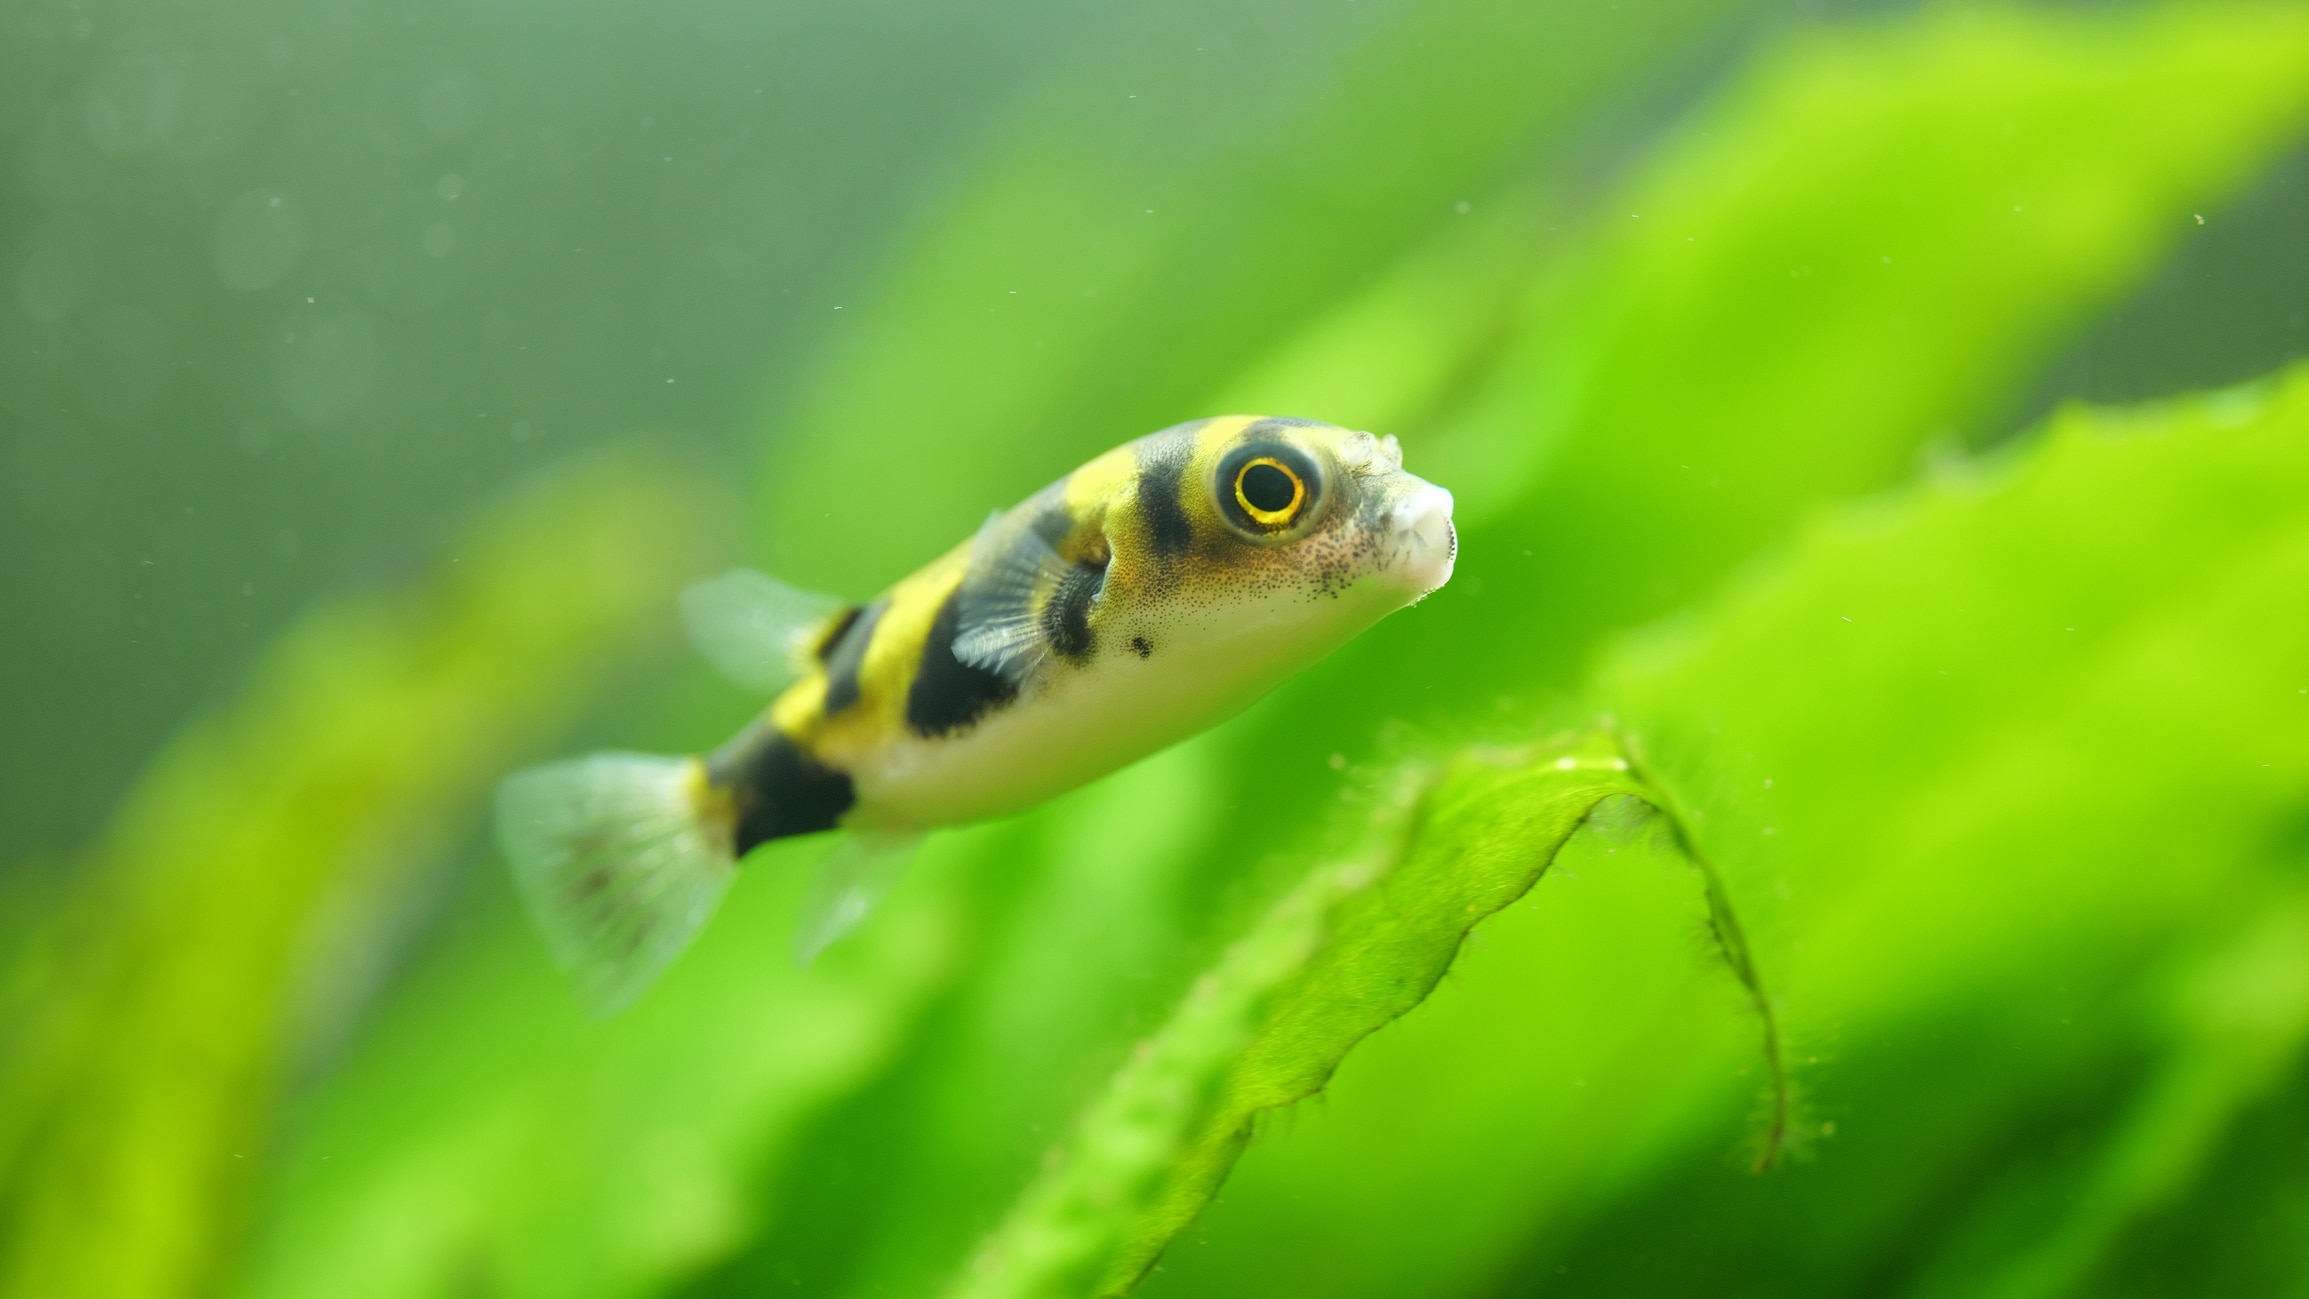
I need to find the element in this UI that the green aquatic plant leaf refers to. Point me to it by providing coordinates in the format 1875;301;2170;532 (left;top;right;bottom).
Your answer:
1139;6;2309;1292
0;458;717;1299
758;0;1773;594
1162;364;2309;1295
942;734;1773;1299
696;6;2309;1297
1594;365;2309;1293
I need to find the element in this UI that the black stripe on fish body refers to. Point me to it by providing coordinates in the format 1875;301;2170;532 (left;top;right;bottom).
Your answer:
907;587;1019;736
820;597;888;716
814;603;867;659
1134;437;1196;561
1043;559;1105;660
707;724;856;855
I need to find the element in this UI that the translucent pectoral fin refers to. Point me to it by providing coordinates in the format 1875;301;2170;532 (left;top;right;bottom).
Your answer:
953;510;1095;684
793;830;925;964
681;567;849;696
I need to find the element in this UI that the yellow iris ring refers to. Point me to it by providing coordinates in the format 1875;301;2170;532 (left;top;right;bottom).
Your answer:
1233;457;1306;527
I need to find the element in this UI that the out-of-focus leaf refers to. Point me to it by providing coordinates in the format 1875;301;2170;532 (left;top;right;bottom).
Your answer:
1397;0;2309;700
0;457;716;1299
758;0;1771;593
1601;367;2309;1292
231;826;992;1299
1141;7;2309;1291
679;6;2309;1296
945;734;1754;1299
1166;365;2309;1296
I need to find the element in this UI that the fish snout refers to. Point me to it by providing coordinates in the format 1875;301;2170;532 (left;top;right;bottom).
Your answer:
1390;483;1457;595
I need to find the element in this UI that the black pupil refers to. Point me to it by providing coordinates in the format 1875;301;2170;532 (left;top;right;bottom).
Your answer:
1241;462;1298;514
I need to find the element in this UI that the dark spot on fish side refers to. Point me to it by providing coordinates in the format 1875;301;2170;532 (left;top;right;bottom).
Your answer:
708;725;856;855
908;588;1019;737
820;598;887;716
1136;439;1194;560
1044;560;1105;660
1131;635;1152;659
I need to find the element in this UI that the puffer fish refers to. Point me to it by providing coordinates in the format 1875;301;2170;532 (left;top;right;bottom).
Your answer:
498;415;1456;1010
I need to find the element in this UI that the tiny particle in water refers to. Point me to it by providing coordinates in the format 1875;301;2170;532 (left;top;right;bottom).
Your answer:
2195;213;2205;225
1454;199;1470;215
1327;752;1346;771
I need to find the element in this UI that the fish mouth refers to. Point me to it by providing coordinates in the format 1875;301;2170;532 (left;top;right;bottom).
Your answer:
1390;483;1457;596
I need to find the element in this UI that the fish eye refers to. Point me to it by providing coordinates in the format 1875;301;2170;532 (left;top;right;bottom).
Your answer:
1235;458;1304;524
1216;442;1325;539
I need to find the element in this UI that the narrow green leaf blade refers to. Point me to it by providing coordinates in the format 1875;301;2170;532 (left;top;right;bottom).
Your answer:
944;736;1704;1299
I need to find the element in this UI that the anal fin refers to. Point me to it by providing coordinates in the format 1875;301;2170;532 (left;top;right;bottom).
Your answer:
794;831;924;964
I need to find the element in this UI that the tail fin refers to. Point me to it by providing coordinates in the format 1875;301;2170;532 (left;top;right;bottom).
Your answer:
495;752;735;1014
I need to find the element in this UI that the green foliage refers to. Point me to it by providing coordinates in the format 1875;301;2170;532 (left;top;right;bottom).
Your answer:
0;458;716;1299
948;738;1674;1299
10;2;2309;1299
758;0;1772;593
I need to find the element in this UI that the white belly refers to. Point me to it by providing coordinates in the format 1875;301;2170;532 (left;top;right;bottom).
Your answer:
845;587;1393;829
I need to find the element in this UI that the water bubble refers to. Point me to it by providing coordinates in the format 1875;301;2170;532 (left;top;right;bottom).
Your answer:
213;188;306;292
422;223;456;258
274;312;381;425
419;69;487;139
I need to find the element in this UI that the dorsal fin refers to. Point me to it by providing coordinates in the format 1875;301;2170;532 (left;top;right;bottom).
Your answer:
680;567;849;696
951;511;1087;684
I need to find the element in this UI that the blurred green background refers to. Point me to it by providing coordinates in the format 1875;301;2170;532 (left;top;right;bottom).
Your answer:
8;0;2309;1295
